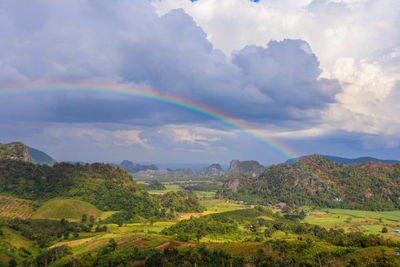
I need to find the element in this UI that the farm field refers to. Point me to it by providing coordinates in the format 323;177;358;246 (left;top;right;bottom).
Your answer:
0;195;118;222
303;209;400;238
325;208;400;221
147;183;182;195
0;195;39;219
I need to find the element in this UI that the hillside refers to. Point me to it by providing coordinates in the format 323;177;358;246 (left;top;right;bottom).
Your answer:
0;160;159;218
225;160;265;178
218;154;400;210
198;163;225;177
0;142;32;163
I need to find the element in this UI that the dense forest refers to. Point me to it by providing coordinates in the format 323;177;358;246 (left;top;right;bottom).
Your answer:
159;190;206;213
218;155;400;210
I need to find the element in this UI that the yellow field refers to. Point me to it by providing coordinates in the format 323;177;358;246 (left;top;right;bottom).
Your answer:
0;195;38;219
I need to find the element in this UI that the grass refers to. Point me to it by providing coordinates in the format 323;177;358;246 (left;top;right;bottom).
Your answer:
303;209;400;238
200;199;248;212
147;184;182;195
34;198;101;221
324;208;400;221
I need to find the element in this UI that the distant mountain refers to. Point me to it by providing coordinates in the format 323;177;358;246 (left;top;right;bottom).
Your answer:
134;163;225;180
0;142;32;163
198;164;225;177
322;155;398;164
225;160;265;178
286;155;398;164
119;160;158;173
134;168;196;180
27;146;56;165
218;154;400;211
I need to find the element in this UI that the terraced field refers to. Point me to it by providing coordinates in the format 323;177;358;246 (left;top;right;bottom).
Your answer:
0;195;38;219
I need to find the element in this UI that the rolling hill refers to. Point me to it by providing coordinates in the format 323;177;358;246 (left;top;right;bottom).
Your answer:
218;154;400;210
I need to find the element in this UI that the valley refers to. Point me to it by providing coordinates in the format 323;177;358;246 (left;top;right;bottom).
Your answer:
1;142;400;266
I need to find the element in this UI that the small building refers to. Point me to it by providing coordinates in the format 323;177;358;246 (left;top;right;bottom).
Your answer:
395;230;400;234
305;213;311;216
396;252;400;256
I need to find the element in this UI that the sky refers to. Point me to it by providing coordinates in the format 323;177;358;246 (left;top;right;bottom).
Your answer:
1;0;400;166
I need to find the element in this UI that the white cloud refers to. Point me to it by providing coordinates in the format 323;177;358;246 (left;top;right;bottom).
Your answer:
152;0;400;146
171;128;221;147
44;126;153;150
112;130;154;150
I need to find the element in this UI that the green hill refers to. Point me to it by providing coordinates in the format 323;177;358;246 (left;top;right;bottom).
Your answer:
218;154;400;211
34;199;100;221
159;190;205;213
0;160;159;218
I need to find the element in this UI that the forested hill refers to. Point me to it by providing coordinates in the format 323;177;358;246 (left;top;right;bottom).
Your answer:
0;160;159;218
218;154;400;211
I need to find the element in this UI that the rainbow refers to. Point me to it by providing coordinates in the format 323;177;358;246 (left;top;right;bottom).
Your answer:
0;82;299;160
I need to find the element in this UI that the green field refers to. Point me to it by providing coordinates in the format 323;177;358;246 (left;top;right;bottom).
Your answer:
303;209;400;238
324;208;400;221
34;198;101;221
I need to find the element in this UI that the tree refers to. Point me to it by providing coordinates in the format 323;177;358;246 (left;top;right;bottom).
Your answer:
64;232;70;240
8;259;17;267
89;215;95;223
108;238;117;251
381;227;388;233
82;214;87;223
195;231;203;243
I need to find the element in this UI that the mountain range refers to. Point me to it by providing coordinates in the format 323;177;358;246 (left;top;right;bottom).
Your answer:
286;155;398;164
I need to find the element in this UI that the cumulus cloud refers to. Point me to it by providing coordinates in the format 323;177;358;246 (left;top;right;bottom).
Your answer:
152;0;400;148
0;0;339;128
